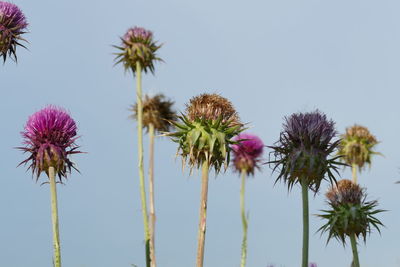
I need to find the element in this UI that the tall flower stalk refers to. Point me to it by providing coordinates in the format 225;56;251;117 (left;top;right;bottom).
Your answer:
318;179;384;267
132;94;176;267
232;133;264;267
338;125;379;184
0;1;28;62
268;110;343;267
114;26;162;267
168;93;242;267
17;106;83;267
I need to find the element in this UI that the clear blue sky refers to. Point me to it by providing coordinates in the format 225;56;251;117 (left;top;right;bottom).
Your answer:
2;0;400;266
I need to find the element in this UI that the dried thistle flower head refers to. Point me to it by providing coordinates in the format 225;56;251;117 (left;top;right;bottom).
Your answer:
168;93;242;173
131;94;176;133
114;26;162;74
338;125;379;171
0;1;28;62
18;106;82;182
326;179;363;206
231;133;264;175
318;179;384;245
268;110;343;192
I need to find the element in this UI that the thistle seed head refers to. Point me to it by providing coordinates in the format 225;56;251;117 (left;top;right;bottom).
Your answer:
131;94;176;133
0;1;28;62
168;93;243;173
231;133;264;175
338;125;379;171
326;179;363;206
18;106;82;182
114;26;162;74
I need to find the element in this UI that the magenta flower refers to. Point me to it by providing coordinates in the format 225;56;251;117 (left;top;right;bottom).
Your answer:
18;106;82;181
232;133;264;175
0;1;28;62
123;26;153;42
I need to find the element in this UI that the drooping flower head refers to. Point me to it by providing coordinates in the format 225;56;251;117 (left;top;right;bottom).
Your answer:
114;26;162;74
0;1;28;62
318;179;384;245
169;93;242;173
18;106;82;182
131;94;176;133
231;133;264;175
338;125;379;171
268;110;343;192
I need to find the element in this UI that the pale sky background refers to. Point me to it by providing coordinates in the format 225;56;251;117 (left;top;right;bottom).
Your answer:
2;0;400;267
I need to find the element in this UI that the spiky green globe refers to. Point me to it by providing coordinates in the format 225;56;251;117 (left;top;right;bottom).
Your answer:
169;94;242;173
338;125;379;171
318;179;384;245
114;26;162;74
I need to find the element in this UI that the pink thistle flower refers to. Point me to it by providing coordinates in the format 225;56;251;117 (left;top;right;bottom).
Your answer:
0;1;28;62
232;133;264;175
18;106;82;182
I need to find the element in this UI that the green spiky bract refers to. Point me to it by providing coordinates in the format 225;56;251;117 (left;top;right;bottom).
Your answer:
169;114;242;173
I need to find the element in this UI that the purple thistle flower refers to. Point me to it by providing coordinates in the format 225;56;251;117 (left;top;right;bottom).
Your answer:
232;133;264;175
18;106;82;182
123;26;153;43
269;110;343;192
0;1;28;62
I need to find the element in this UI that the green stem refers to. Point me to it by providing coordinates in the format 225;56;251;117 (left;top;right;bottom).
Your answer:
350;234;361;267
135;62;150;267
49;166;61;267
352;164;358;184
196;160;209;267
301;181;309;267
240;169;248;267
148;123;156;267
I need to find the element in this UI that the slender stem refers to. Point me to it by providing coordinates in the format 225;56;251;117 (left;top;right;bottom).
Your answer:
135;62;150;267
350;234;361;267
148;123;156;267
352;164;358;184
240;169;248;267
301;181;309;267
196;160;209;267
48;166;61;267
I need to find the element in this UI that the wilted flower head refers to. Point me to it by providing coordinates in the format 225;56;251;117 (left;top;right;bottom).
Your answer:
18;106;82;182
114;26;162;74
338;125;379;171
231;133;264;175
318;179;384;245
268;110;343;192
131;94;176;133
169;93;242;173
0;1;28;62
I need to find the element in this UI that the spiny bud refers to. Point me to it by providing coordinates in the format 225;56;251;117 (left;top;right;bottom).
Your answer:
114;26;162;74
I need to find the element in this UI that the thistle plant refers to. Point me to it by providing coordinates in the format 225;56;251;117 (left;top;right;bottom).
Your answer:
17;106;83;267
131;94;175;267
168;93;242;267
268;110;343;267
231;133;264;267
318;179;384;267
0;1;28;62
114;26;162;267
338;125;379;184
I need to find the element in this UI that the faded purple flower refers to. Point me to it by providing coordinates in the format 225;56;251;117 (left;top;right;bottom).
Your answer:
0;1;28;62
232;133;264;175
309;263;317;267
114;26;161;74
268;110;342;192
18;106;82;181
123;26;153;43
